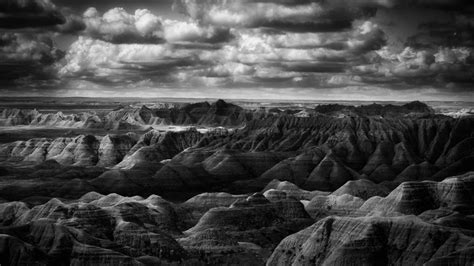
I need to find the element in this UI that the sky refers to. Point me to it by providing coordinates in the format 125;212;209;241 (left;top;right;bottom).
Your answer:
0;0;473;101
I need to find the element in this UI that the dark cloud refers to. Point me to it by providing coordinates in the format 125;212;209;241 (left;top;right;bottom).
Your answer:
0;32;63;84
0;0;68;29
280;61;347;73
0;0;65;29
0;0;87;34
400;0;474;11
406;18;474;48
56;11;86;33
326;0;474;10
259;19;353;33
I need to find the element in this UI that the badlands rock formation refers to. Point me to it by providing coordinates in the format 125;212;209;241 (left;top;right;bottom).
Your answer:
0;101;473;264
0;99;253;130
0;101;473;201
267;172;474;265
0;173;473;265
313;100;435;117
267;215;474;266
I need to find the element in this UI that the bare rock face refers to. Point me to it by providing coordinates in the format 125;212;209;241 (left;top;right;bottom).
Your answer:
0;193;190;265
0;233;48;265
267;215;474;266
0;172;472;265
0;201;29;226
268;172;474;265
313;101;434;117
177;192;248;228
115;129;202;169
262;179;329;201
304;151;359;190
0;128;201;169
0;189;311;265
181;193;313;264
0;101;473;265
113;221;187;260
186;193;311;237
0;135;100;166
395;161;439;182
0;100;252;131
69;244;143;266
88;169;152;196
202;150;287;182
305;194;365;219
1;107;473;201
258;149;324;187
52;135;100;166
179;228;266;266
331;179;389;200
97;135;137;167
359;172;474;216
0;108;40;126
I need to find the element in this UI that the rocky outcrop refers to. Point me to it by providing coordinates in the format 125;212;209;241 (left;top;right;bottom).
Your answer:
176;192;248;229
97;134;137;167
1;117;473;200
1;102;473;198
0;173;473;265
0;100;473;265
0;233;48;265
331;179;389;200
181;193;313;264
314;101;435;117
0;193;189;265
0;108;41;126
305;194;365;219
267;215;474;266
0;99;253;130
0;129;201;169
359;171;474;216
0;189;312;265
262;179;328;201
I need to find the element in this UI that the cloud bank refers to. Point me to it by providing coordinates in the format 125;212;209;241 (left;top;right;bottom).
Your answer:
0;0;473;100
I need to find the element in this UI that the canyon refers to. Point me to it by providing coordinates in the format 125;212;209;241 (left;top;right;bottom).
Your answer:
0;99;472;265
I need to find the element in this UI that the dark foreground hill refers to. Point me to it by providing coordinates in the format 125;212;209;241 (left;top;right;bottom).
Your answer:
0;173;473;265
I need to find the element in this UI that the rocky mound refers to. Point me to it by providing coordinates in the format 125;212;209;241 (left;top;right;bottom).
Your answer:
0;193;188;265
314;100;435;117
181;193;313;264
268;215;474;265
0;129;201;168
302;171;474;222
331;179;389;200
0;99;253;130
262;179;328;201
0;173;473;265
1;115;472;200
359;171;474;217
176;192;249;229
0;188;312;264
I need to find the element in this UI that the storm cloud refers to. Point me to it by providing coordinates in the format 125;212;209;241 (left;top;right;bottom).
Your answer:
0;0;473;100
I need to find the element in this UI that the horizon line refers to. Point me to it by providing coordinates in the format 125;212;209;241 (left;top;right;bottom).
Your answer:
0;96;473;103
